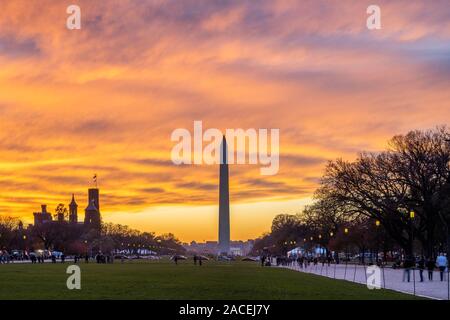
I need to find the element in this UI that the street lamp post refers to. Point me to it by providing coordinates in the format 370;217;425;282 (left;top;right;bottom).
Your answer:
84;240;90;260
343;228;349;280
318;234;323;258
22;235;27;256
329;231;336;278
410;211;415;255
375;220;380;265
318;234;325;275
375;220;386;288
410;211;416;295
353;226;358;282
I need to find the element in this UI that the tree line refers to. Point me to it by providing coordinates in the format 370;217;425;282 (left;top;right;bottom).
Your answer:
252;127;450;260
0;216;186;256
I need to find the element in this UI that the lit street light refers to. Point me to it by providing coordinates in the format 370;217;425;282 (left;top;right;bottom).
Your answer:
375;220;381;265
344;227;349;279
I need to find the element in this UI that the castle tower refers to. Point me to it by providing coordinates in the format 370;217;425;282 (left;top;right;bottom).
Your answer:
33;212;40;226
33;204;52;225
84;188;101;231
218;136;230;255
88;188;100;211
69;194;78;223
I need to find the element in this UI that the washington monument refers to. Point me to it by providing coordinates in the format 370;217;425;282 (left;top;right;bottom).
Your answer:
218;136;230;254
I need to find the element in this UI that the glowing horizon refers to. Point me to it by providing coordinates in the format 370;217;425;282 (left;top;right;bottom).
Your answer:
1;0;449;242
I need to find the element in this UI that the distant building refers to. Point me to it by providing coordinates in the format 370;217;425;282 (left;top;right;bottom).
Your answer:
69;194;78;223
230;247;243;256
88;188;100;211
183;239;254;256
31;187;102;232
33;204;52;225
84;188;101;231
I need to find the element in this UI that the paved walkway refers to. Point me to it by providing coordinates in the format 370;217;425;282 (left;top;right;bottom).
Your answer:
279;263;450;300
1;259;75;264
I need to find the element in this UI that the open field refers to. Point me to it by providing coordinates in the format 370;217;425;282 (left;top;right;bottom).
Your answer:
0;260;422;300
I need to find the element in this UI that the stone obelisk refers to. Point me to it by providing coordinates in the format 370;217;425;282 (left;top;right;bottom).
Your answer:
218;135;230;255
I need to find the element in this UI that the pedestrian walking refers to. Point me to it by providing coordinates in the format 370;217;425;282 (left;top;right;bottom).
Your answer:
426;257;435;281
417;256;425;282
436;253;448;282
402;256;414;282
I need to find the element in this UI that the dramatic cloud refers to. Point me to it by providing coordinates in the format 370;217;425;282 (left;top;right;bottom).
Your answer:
0;0;449;240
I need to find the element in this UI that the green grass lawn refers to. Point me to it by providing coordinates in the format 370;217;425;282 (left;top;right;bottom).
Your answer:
0;260;421;300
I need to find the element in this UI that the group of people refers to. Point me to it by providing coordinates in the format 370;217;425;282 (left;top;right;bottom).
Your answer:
95;253;114;264
0;250;11;264
0;250;120;265
269;251;449;284
266;255;332;268
30;253;67;264
72;253;115;264
402;253;448;282
172;255;205;265
30;253;50;264
193;255;203;266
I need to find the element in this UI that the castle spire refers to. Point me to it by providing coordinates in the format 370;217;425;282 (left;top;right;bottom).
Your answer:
70;193;77;206
69;194;78;223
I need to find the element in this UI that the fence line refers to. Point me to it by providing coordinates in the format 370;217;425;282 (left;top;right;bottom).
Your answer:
276;260;449;300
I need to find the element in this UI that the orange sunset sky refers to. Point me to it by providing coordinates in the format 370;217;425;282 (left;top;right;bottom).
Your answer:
0;1;449;242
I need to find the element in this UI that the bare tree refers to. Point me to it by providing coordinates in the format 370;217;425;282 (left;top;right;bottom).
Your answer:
318;127;450;258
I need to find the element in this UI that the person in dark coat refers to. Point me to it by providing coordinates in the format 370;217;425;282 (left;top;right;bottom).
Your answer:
426;257;435;281
417;256;425;282
402;256;414;282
